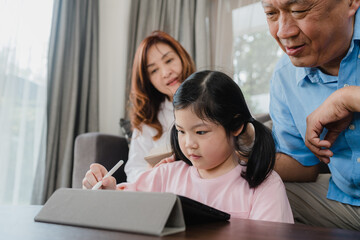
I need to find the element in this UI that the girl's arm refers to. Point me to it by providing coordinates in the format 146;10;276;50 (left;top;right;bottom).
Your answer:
118;164;166;192
82;163;117;190
249;171;294;224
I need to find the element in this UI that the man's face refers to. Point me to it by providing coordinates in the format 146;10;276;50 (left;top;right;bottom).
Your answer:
262;0;359;75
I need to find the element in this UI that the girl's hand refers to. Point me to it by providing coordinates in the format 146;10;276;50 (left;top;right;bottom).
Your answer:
82;163;117;190
153;154;175;168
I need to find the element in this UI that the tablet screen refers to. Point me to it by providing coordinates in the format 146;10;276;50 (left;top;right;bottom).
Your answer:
177;195;230;225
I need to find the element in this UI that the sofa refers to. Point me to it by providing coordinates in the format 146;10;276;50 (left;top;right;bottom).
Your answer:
72;132;129;188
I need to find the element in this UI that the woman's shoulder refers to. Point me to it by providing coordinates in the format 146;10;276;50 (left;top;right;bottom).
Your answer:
159;98;173;111
132;122;161;140
134;100;172;134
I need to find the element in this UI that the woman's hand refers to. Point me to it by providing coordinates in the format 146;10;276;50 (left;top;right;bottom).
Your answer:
82;163;117;190
153;155;175;168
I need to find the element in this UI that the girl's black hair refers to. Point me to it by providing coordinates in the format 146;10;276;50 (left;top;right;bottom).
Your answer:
170;70;275;188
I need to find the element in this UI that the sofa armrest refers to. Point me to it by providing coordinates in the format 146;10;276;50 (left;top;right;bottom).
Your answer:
72;132;129;188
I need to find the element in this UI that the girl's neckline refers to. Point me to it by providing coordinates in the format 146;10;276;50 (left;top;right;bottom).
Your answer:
190;164;242;181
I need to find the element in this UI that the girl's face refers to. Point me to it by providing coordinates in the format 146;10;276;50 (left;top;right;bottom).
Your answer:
175;107;239;179
146;43;183;101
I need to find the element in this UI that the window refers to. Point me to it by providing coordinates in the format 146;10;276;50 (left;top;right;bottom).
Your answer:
232;2;283;115
0;0;53;205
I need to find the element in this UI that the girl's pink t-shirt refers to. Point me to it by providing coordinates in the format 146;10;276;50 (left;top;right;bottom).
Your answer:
118;161;294;224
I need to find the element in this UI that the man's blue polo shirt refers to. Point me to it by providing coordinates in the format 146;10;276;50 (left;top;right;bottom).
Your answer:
269;11;360;205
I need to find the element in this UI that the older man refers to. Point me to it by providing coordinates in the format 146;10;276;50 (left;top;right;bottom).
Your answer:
261;0;360;230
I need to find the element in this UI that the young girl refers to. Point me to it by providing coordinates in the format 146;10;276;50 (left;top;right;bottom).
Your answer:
125;31;195;182
83;70;294;223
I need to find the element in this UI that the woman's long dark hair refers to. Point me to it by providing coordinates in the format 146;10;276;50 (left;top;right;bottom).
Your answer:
170;70;275;188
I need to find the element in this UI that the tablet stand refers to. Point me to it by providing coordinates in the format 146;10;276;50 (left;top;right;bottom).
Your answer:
34;188;185;236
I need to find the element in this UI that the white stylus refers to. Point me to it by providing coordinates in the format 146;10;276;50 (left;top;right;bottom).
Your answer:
92;160;124;190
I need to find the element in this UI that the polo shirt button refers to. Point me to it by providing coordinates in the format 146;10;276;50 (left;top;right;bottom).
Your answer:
344;84;350;87
357;158;360;163
349;124;355;130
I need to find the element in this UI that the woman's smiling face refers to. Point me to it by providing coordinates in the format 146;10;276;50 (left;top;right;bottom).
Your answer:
146;43;183;100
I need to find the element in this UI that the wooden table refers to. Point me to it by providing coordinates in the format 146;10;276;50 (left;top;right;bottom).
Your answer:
2;205;359;240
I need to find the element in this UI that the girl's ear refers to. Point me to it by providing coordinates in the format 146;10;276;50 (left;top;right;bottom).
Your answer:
232;125;244;137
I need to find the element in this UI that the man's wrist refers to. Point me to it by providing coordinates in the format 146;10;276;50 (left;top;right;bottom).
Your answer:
342;86;360;112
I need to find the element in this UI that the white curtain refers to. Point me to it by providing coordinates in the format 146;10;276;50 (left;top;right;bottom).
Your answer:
0;0;53;205
32;0;100;204
210;0;282;115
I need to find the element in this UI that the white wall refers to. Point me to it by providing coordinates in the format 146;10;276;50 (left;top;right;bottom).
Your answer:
99;0;131;135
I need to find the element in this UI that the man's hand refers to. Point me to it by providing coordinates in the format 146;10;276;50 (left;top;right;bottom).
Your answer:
305;86;359;163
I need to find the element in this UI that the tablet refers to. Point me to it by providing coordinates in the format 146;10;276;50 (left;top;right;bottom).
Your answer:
144;144;172;167
177;195;231;225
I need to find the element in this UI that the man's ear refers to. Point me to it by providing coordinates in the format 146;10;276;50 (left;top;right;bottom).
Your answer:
349;0;360;17
233;125;244;137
